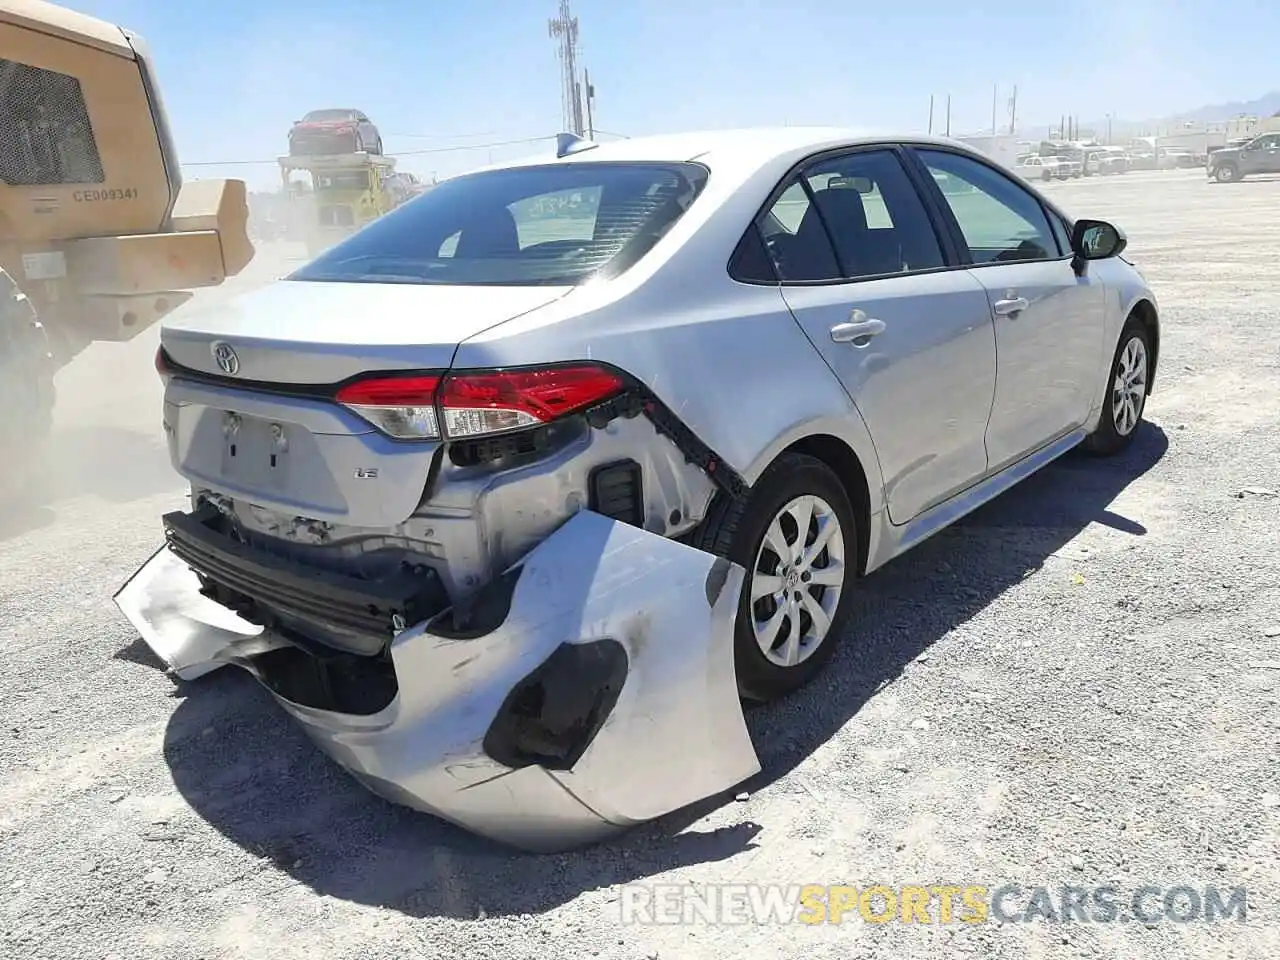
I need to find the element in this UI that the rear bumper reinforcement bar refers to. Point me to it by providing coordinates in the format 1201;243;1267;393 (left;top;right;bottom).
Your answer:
163;504;444;648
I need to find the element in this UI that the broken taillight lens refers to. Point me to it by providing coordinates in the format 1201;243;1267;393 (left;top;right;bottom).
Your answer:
333;365;624;441
335;374;442;440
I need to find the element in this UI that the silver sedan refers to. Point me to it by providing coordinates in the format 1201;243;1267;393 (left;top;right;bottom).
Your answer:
118;127;1160;850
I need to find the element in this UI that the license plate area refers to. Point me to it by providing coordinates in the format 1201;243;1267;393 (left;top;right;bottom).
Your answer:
222;411;294;492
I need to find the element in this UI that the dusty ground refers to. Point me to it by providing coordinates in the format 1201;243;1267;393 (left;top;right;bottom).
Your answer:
2;169;1278;960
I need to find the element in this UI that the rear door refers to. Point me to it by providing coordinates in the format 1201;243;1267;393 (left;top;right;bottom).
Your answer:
907;147;1107;472
749;146;997;524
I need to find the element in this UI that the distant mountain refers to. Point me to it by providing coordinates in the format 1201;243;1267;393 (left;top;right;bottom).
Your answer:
1164;92;1280;123
1006;92;1280;141
1080;93;1280;137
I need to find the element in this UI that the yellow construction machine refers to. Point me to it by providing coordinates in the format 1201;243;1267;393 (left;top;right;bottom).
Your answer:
1;0;251;467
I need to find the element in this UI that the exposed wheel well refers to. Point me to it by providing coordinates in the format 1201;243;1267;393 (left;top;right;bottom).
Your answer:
1130;299;1160;393
784;434;871;577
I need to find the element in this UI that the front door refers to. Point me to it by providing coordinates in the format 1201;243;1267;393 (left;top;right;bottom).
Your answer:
1242;134;1280;175
756;147;997;524
909;148;1107;471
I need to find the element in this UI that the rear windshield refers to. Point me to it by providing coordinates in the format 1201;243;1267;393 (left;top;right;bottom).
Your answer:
305;110;357;122
289;161;709;286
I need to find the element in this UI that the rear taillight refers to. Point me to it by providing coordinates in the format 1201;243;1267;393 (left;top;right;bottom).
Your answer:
333;365;625;441
335;374;441;440
438;366;624;438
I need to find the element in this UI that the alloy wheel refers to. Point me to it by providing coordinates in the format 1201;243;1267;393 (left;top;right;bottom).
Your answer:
1112;335;1148;436
749;494;847;668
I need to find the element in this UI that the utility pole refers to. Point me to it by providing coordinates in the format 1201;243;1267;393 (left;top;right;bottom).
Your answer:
584;69;596;139
992;83;998;135
548;0;585;136
945;95;951;137
928;95;934;135
1008;85;1017;135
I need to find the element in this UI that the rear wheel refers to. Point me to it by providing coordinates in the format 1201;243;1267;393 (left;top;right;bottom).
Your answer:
691;453;858;702
1084;316;1150;456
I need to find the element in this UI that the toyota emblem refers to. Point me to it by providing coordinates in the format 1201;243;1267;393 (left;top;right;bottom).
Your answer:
212;341;240;375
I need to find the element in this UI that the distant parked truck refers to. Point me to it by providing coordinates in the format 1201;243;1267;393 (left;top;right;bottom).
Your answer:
1013;154;1068;182
1206;131;1280;182
1085;146;1130;175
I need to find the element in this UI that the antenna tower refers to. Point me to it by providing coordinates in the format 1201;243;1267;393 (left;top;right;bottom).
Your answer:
548;1;585;136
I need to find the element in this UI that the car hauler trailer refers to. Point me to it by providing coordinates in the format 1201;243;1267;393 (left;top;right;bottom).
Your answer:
278;152;398;257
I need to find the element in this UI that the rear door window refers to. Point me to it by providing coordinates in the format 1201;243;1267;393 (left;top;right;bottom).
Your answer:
751;148;945;282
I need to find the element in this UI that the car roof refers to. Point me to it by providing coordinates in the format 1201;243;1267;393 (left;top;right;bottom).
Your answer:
468;126;986;174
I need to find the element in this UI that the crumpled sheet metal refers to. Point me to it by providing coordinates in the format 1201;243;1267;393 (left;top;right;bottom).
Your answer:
114;511;761;852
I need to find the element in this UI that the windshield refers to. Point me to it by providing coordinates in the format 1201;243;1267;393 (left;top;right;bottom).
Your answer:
315;171;371;191
289;161;709;286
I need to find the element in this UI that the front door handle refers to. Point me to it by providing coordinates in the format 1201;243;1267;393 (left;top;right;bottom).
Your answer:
992;296;1029;317
830;316;886;345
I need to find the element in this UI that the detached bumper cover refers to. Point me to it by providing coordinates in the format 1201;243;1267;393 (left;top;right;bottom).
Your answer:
114;511;760;852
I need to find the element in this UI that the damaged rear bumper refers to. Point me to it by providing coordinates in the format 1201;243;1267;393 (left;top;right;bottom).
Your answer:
114;511;760;852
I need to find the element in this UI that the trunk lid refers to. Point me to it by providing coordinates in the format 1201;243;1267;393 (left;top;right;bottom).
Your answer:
160;279;569;528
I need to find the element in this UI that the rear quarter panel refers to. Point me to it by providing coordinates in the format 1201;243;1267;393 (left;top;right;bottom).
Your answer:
449;146;886;513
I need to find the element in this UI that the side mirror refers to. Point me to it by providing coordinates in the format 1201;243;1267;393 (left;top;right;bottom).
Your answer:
1070;218;1127;262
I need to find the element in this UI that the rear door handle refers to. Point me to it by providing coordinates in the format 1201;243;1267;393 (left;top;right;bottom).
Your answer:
992;296;1029;317
830;316;886;345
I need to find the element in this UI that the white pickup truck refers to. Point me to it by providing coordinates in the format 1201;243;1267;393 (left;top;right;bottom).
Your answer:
1014;154;1069;181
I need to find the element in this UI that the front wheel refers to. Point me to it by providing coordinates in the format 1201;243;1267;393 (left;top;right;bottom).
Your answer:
691;453;858;702
1084;317;1151;456
1213;163;1240;183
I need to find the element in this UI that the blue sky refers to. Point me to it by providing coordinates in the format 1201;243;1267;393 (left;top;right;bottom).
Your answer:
69;0;1280;189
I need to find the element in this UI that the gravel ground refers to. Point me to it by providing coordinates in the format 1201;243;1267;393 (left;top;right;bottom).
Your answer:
2;169;1278;960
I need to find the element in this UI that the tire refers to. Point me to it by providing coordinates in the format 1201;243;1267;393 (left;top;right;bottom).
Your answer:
1214;163;1239;183
1042;170;1052;181
689;453;858;702
374;137;384;155
1083;316;1151;456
